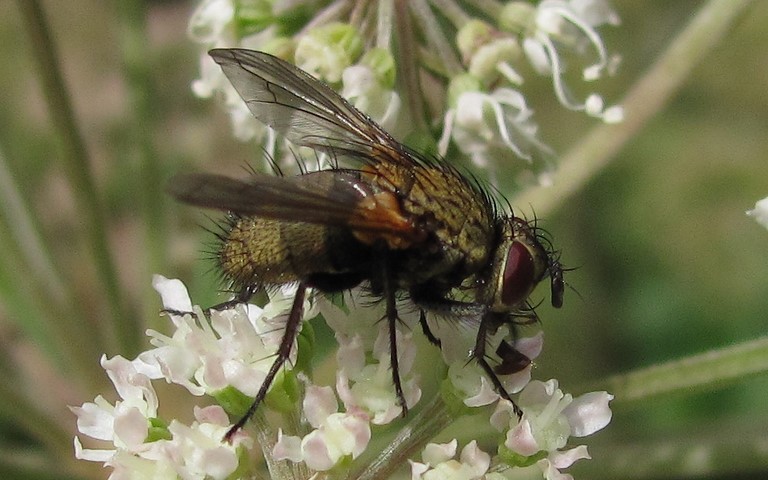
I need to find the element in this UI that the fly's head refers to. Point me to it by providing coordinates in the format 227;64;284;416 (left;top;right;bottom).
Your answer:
482;216;565;313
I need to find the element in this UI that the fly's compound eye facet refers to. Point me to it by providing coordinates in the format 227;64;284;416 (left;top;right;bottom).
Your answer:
501;241;536;307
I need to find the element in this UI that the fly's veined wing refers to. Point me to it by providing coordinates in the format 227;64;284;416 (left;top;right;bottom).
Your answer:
168;172;419;238
209;48;407;165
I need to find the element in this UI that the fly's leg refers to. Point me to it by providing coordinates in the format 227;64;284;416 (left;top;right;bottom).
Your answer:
412;290;527;419
382;268;408;417
419;310;441;347
224;283;307;441
473;311;524;418
160;284;259;318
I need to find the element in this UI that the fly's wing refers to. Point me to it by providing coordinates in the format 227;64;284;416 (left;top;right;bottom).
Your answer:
209;48;410;166
168;171;419;239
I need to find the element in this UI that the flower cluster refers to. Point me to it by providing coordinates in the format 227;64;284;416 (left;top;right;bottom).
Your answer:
72;277;612;479
188;0;622;184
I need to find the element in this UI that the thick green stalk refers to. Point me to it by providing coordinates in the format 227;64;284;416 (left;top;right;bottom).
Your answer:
587;336;768;407
17;0;139;354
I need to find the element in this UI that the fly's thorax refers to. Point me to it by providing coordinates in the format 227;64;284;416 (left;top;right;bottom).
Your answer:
219;216;364;289
481;217;550;312
368;162;496;276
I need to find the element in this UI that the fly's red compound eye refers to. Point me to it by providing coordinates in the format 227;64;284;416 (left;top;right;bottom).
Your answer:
501;241;535;306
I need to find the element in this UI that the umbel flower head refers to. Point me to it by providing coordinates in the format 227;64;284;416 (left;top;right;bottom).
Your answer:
72;277;613;479
188;0;623;186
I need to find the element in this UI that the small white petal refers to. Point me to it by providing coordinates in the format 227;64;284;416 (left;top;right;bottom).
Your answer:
585;94;604;116
304;385;339;428
301;430;335;471
459;440;491;476
273;430;304;463
73;437;114;462
747;197;768;229
549;444;591;469
113;407;149;449
152;275;193;312
602;105;624;123
506;419;540;456
422;440;457;465
563;391;613;436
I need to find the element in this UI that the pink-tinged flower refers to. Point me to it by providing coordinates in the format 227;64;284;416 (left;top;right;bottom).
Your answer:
409;440;491;480
72;353;249;479
318;288;422;423
163;406;249;479
71;355;157;462
446;332;544;408
272;383;372;471
491;379;613;479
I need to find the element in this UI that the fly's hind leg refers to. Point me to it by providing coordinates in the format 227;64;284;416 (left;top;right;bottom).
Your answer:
224;283;307;441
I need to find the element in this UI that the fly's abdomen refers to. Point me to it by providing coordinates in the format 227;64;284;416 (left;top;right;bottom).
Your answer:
219;216;368;289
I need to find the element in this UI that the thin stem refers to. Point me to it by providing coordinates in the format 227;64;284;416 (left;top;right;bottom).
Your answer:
394;0;429;133
376;0;394;49
471;0;503;19
0;166;99;385
351;395;454;480
513;0;756;215
17;0;138;354
0;146;67;306
303;0;352;33
429;0;470;29
409;0;463;75
585;336;768;407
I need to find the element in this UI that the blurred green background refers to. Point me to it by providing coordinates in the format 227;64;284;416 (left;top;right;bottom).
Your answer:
0;1;766;478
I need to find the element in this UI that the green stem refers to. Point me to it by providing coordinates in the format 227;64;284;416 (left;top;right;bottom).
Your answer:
0;377;72;469
17;0;138;354
115;0;168;328
394;0;428;133
351;395;454;480
585;336;768;407
0;145;100;380
581;416;768;478
513;0;756;215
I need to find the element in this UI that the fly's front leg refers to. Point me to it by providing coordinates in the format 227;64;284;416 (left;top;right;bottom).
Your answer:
473;311;524;418
412;290;527;418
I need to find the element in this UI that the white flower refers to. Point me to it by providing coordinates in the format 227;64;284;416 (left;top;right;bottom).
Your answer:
446;332;544;408
747;196;768;230
71;355;157;462
409;440;491;480
187;0;235;44
163;405;248;479
342;64;401;133
294;23;362;84
507;0;622;122
490;379;613;478
439;88;554;173
137;276;314;400
273;384;372;471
